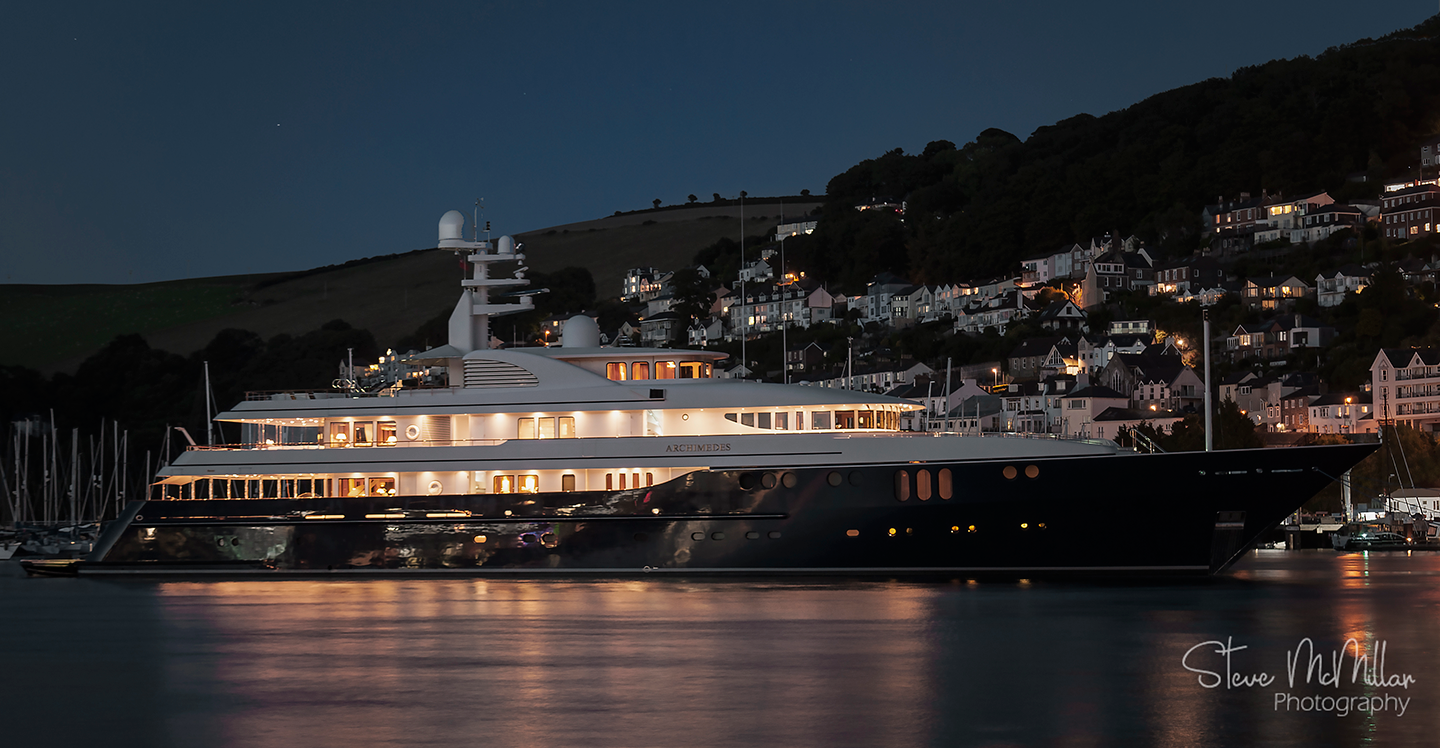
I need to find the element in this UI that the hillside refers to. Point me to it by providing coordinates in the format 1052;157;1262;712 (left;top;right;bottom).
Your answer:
0;199;818;373
788;15;1440;292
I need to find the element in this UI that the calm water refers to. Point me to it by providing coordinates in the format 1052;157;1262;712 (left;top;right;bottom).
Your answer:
4;552;1440;747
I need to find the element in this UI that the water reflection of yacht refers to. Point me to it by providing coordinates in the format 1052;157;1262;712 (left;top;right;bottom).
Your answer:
27;211;1377;577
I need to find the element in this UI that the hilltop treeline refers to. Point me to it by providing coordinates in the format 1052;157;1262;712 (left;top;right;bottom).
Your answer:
783;15;1440;293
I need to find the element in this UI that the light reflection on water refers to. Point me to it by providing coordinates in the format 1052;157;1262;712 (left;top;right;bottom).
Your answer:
5;551;1440;747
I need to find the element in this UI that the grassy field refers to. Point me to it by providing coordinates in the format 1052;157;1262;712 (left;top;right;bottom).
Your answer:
0;200;820;373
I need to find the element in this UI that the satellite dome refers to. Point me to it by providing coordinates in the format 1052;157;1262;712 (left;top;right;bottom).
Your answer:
497;235;515;254
438;210;466;243
561;315;601;348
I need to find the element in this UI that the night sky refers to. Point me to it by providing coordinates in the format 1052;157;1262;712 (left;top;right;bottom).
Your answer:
2;2;1434;285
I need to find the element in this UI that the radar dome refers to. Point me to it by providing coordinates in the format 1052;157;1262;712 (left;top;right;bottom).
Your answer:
497;235;515;254
561;315;601;348
438;210;466;242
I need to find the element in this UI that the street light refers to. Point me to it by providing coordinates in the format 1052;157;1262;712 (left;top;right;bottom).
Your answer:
992;367;999;392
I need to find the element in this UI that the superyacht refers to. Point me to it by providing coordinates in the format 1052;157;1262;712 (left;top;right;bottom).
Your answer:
27;211;1376;576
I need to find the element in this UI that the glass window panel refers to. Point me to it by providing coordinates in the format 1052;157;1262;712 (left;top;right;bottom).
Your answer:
247;479;260;498
795;411;804;430
606;473;613;490
538;417;556;439
494;475;516;494
859;411;875;429
758;412;772;429
520;475;539;494
342;478;366;496
195;479;211;499
558;417;576;438
517;418;535;439
632;362;650;380
262;479;279;498
679;361;703;379
895;470;910;501
740;413;755;427
812;411;832;429
606;362;627;380
562;474;576;492
645;472;653;487
836;410;856;429
213;479;229;499
917;469;932;501
656;361;676;379
368;477;395;496
351;422;373;446
775;412;788;430
619;473;627;490
329;422;350;446
378;421;397;446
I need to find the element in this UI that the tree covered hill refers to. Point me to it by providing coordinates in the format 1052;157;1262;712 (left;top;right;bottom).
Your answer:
786;15;1440;293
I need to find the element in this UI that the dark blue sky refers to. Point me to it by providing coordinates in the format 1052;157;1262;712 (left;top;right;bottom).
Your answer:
2;2;1434;284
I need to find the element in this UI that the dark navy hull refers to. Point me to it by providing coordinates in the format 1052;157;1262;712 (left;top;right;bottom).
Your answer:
56;443;1375;577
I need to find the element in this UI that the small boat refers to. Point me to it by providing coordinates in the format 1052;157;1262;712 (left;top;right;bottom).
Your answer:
1338;530;1413;552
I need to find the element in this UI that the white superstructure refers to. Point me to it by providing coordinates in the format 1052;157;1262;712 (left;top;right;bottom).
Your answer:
156;212;1118;501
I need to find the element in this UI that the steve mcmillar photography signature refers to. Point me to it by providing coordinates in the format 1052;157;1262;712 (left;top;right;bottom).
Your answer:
1181;637;1417;716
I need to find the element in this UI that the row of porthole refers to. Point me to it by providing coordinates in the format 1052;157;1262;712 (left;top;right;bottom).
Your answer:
739;472;802;490
844;523;1048;537
691;530;783;541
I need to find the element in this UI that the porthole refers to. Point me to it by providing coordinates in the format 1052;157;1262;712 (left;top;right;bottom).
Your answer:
474;535;487;544
827;471;843;487
521;533;538;545
761;473;777;489
1003;465;1018;480
917;469;932;501
887;527;897;537
939;468;953;499
781;472;798;488
768;531;782;539
846;529;860;537
745;531;760;540
231;537;240;547
848;471;864;486
427;480;443;495
405;424;421;441
895;470;910;501
739;473;758;490
711;531;726;541
1025;465;1039;479
691;532;705;541
541;532;559;548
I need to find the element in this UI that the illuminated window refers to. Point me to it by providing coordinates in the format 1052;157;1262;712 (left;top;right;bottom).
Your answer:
939;468;953;499
562;474;576;492
645;472;653;487
656;361;677;379
368;477;395;496
835;410;856;429
812;411;832;429
795;411;804;430
328;422;350;446
858;410;875;429
917;469;932;501
775;412;788;430
606;362;627;381
632;362;650;380
494;475;516;494
342;477;367;497
352;421;374;446
632;472;640;489
606;473;613;490
895;470;910;501
378;421;397;445
537;417;556;439
619;473;627;490
678;361;705;379
519;475;539;494
517;417;535;439
559;417;576;438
